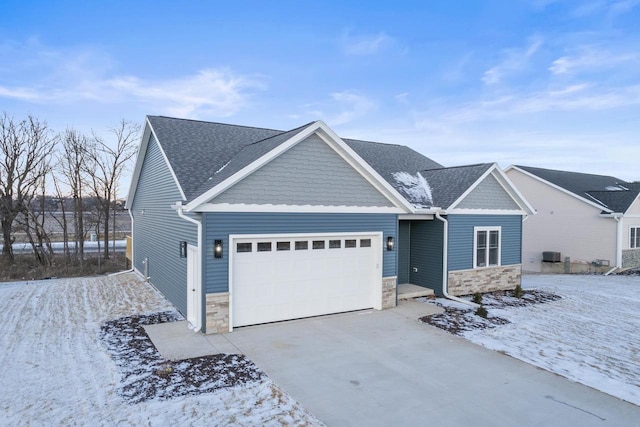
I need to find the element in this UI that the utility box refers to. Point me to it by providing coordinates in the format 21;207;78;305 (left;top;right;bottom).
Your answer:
542;251;561;262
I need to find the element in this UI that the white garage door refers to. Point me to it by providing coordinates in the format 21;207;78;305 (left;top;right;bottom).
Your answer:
231;232;381;328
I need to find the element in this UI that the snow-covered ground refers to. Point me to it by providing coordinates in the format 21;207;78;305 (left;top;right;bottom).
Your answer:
0;274;321;426
430;274;640;406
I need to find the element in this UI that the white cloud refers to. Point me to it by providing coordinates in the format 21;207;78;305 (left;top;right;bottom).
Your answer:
298;91;376;125
0;41;265;118
571;0;639;18
342;31;393;56
482;38;543;85
549;47;639;75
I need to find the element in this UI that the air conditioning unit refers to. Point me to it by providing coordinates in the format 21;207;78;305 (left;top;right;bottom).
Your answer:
542;251;561;262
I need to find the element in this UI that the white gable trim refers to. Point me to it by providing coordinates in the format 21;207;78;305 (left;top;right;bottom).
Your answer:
126;117;186;208
448;164;535;215
505;165;613;213
197;203;405;214
185;121;414;213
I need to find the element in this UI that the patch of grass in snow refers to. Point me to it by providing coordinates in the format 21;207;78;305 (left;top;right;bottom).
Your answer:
100;311;264;404
420;289;560;336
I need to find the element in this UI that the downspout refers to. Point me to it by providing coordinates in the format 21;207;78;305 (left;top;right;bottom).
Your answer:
435;212;479;308
605;214;623;275
174;202;203;332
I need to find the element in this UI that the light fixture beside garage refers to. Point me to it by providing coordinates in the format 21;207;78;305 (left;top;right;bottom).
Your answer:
179;241;187;258
386;236;394;251
214;239;223;258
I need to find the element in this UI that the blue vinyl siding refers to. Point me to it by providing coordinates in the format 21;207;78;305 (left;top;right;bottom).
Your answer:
447;214;522;271
129;133;197;315
398;221;411;284
203;212;397;294
408;220;444;294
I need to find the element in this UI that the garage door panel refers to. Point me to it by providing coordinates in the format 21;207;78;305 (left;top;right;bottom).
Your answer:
232;234;380;327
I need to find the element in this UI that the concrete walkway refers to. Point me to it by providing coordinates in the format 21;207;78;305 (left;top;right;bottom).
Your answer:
146;302;640;426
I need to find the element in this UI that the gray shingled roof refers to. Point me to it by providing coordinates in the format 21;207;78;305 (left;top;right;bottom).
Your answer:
586;183;640;213
516;165;639;213
148;116;282;199
148;115;494;209
189;122;315;200
421;164;494;208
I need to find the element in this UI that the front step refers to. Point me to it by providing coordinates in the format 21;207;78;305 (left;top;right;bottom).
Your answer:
397;283;435;300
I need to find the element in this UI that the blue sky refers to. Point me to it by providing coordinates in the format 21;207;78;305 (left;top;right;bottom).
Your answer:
1;0;639;188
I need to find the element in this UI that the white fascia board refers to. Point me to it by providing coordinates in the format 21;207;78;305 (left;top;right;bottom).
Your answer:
195;203;405;214
126;117;186;208
447;164;497;210
186;120;415;213
398;214;435;220
507;166;613;213
447;208;528;215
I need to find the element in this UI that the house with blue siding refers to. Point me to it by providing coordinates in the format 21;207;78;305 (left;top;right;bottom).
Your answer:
127;116;534;334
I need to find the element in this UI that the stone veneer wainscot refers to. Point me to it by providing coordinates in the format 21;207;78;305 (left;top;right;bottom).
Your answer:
205;292;229;334
447;265;522;296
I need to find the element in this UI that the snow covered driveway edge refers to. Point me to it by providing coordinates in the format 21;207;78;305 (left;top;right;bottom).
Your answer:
0;274;323;426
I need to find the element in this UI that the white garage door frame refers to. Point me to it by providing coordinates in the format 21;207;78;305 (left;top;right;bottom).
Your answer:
228;231;383;331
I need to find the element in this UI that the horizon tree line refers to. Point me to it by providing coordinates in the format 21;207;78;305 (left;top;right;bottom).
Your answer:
0;112;139;266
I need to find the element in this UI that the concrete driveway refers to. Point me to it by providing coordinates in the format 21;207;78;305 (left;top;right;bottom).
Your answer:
223;301;640;427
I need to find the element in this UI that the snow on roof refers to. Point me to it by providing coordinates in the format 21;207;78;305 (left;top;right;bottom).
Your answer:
392;171;433;208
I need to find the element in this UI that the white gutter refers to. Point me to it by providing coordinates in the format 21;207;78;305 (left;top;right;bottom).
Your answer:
605;214;624;275
174;202;203;333
435;212;479;308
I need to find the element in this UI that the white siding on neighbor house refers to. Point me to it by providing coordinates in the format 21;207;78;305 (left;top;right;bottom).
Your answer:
456;173;520;210
506;169;616;272
212;134;393;207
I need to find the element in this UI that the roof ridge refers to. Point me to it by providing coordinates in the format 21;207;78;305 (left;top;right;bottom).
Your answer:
424;163;491;171
517;165;624;181
150;115;284;133
245;121;316;147
343;137;404;147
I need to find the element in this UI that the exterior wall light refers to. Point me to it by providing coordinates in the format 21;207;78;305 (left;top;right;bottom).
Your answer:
214;239;223;258
179;241;187;258
387;236;394;251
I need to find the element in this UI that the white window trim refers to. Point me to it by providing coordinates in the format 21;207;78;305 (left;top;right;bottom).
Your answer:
473;226;502;268
630;226;640;249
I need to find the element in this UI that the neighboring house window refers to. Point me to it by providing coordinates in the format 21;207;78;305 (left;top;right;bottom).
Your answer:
474;227;501;268
631;227;640;249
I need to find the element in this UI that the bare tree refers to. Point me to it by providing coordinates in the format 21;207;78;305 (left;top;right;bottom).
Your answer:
87;120;139;259
17;176;54;266
49;174;70;262
0;113;56;263
58;128;91;266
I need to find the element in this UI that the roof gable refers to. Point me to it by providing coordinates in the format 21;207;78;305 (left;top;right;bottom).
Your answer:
455;173;521;210
126;119;186;208
210;133;395;208
186;121;415;213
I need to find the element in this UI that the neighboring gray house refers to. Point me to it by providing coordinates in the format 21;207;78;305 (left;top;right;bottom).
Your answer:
127;116;534;334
